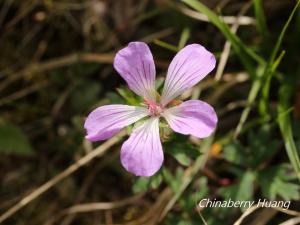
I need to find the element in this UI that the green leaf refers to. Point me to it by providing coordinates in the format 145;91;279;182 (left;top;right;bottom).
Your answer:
219;171;255;203
247;125;279;166
258;164;300;200
132;173;162;193
105;92;125;104
223;141;247;166
132;177;150;193
150;173;163;189
164;135;200;166
162;136;214;218
116;87;142;106
178;177;209;212
172;151;191;166
163;167;184;192
196;177;209;199
0;120;34;156
224;125;279;167
165;215;199;225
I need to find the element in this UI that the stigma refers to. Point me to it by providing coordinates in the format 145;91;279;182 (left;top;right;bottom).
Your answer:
144;99;164;116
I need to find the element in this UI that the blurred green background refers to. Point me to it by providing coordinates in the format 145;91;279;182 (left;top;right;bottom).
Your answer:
0;0;300;224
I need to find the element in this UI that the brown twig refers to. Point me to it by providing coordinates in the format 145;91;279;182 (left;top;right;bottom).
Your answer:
0;53;114;93
4;0;38;30
45;192;145;225
0;0;14;28
51;84;75;117
0;81;49;107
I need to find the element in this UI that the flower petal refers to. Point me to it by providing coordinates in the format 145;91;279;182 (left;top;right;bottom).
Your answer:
120;117;163;177
84;105;149;141
114;42;156;102
163;100;217;138
161;44;216;106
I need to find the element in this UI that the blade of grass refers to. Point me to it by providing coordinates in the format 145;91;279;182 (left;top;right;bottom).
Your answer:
178;27;190;49
269;1;300;66
234;67;264;137
198;212;208;225
260;0;300;115
153;39;178;52
253;0;269;38
277;83;300;181
259;50;285;114
215;1;253;81
237;1;300;136
262;1;300;180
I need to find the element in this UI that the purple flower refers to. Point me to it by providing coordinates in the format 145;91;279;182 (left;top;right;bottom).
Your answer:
84;42;217;177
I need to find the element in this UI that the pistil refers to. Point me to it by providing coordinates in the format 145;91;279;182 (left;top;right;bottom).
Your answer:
144;99;164;116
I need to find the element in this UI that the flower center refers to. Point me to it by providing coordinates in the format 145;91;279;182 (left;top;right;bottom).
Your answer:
144;99;164;116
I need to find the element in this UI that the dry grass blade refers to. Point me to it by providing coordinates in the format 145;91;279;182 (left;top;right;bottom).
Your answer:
45;193;145;225
247;208;278;225
234;205;262;225
215;1;252;81
234;204;300;225
178;4;255;25
140;27;175;44
64;194;144;214
279;217;300;225
0;131;126;224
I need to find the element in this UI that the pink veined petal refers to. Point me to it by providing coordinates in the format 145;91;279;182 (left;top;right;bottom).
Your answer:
163;100;218;138
84;105;149;141
114;42;157;102
161;44;216;106
120;117;163;177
